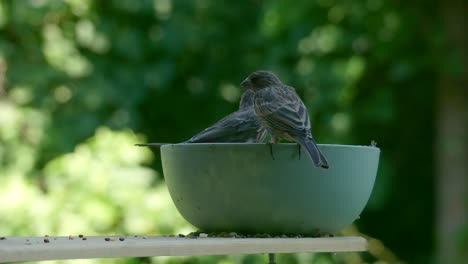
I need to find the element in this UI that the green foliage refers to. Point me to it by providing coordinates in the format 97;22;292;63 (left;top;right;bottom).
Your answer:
0;126;191;236
0;0;463;263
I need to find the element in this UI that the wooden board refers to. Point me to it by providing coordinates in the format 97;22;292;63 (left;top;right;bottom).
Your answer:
0;236;367;263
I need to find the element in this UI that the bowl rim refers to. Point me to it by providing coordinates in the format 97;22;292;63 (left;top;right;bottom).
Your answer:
161;143;380;151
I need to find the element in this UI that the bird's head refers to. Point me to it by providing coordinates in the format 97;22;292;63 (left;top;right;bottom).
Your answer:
240;70;282;91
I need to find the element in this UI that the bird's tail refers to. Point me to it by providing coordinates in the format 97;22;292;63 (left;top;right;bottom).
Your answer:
296;136;329;169
134;143;171;148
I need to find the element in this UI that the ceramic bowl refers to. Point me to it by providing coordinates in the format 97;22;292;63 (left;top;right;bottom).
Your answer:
161;143;379;234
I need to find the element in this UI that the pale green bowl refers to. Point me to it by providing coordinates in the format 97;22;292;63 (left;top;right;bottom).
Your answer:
161;143;379;235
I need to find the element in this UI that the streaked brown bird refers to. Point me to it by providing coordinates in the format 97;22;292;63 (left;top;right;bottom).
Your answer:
135;90;266;148
240;70;329;169
185;89;266;143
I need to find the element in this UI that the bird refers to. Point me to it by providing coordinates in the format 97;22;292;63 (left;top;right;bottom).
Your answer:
135;90;267;148
240;70;329;169
185;89;266;143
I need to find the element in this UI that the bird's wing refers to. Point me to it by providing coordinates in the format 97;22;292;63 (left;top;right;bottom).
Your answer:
255;85;311;136
187;110;260;143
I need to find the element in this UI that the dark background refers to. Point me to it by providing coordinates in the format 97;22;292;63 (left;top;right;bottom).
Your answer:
0;0;466;263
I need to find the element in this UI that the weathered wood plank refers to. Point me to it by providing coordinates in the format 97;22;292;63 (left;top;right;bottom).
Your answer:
0;236;367;263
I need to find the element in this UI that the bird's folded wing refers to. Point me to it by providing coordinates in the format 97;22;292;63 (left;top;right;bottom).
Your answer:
256;88;310;135
188;110;259;142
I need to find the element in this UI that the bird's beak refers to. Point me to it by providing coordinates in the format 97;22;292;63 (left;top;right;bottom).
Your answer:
240;78;249;89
